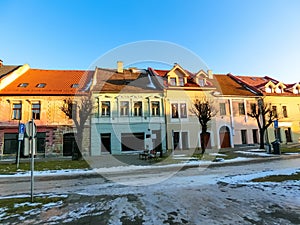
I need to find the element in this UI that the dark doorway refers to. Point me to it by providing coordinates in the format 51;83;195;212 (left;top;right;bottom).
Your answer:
173;131;180;150
101;133;111;153
63;133;79;156
152;130;162;152
121;133;144;151
285;128;292;143
252;129;258;144
219;126;231;148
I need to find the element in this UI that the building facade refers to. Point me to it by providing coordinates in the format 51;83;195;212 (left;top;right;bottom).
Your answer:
90;64;166;155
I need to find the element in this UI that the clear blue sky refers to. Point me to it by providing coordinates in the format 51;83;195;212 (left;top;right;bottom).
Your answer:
1;0;300;83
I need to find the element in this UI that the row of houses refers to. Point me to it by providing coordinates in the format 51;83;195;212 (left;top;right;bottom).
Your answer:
0;59;299;157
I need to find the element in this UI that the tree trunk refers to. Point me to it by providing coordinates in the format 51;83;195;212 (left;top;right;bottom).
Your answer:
73;131;83;160
259;128;265;149
200;124;208;154
200;132;206;154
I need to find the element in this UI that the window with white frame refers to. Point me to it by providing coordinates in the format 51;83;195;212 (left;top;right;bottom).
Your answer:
180;103;187;118
151;101;160;116
120;101;129;116
12;103;22;120
219;103;226;116
101;101;110;116
32;102;41;120
133;101;142;116
178;78;184;86
171;103;179;118
282;105;288;118
238;103;245;115
169;78;177;86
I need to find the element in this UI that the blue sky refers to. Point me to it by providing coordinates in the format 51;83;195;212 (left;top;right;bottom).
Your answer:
1;0;300;83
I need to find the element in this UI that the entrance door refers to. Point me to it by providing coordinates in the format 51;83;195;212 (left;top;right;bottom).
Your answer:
219;126;231;148
181;132;189;150
63;133;78;156
173;132;180;150
285;128;292;143
101;133;111;153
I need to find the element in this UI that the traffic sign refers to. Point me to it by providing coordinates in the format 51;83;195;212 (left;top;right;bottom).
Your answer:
25;121;37;138
19;123;25;134
274;120;278;129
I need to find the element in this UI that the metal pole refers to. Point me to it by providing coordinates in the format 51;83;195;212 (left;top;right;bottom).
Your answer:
30;118;34;203
16;121;20;169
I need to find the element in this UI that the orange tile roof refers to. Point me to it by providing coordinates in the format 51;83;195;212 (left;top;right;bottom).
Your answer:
214;74;259;96
0;69;93;95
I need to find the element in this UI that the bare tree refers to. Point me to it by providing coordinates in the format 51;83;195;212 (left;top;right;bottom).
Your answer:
190;97;217;154
247;98;277;150
60;94;93;160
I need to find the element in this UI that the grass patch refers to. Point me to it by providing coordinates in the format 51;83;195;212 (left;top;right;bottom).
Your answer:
0;195;67;216
251;172;300;182
0;159;90;175
280;147;300;153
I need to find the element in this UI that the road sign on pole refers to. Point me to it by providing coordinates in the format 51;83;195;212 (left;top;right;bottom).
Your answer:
274;120;278;129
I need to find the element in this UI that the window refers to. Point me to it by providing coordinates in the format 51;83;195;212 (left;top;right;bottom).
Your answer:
272;106;278;118
120;101;129;116
198;79;205;87
151;101;160;116
219;103;226;116
32;103;41;120
101;101;110;116
171;103;179;118
18;83;28;88
282;106;288;118
133;101;142;116
178;78;184;86
180;103;187;118
169;78;177;86
36;83;46;88
250;103;257;114
266;85;272;93
241;130;247;144
71;84;79;88
238;103;245;115
12;103;22;120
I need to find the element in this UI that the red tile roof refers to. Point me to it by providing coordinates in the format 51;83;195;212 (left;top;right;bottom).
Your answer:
0;69;93;95
235;75;298;96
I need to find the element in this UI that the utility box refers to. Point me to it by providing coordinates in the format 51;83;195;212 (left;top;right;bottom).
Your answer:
271;140;281;155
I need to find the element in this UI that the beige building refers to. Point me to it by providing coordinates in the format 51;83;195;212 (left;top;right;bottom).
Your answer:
0;64;93;157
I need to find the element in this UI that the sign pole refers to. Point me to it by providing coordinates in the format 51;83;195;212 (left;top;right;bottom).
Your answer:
16;122;25;170
30;118;34;203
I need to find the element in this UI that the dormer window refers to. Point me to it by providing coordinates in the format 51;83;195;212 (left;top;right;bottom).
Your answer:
266;85;272;93
18;83;28;88
169;78;177;86
293;86;300;94
178;78;184;86
275;85;284;93
36;83;46;88
71;84;79;88
198;78;205;87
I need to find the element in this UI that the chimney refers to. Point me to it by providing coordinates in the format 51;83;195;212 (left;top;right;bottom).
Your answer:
117;61;123;73
207;69;213;79
0;59;3;67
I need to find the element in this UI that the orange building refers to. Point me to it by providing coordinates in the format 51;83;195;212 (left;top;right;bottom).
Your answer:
0;64;93;157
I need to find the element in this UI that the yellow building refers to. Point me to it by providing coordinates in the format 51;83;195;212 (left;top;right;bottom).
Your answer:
234;75;300;145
